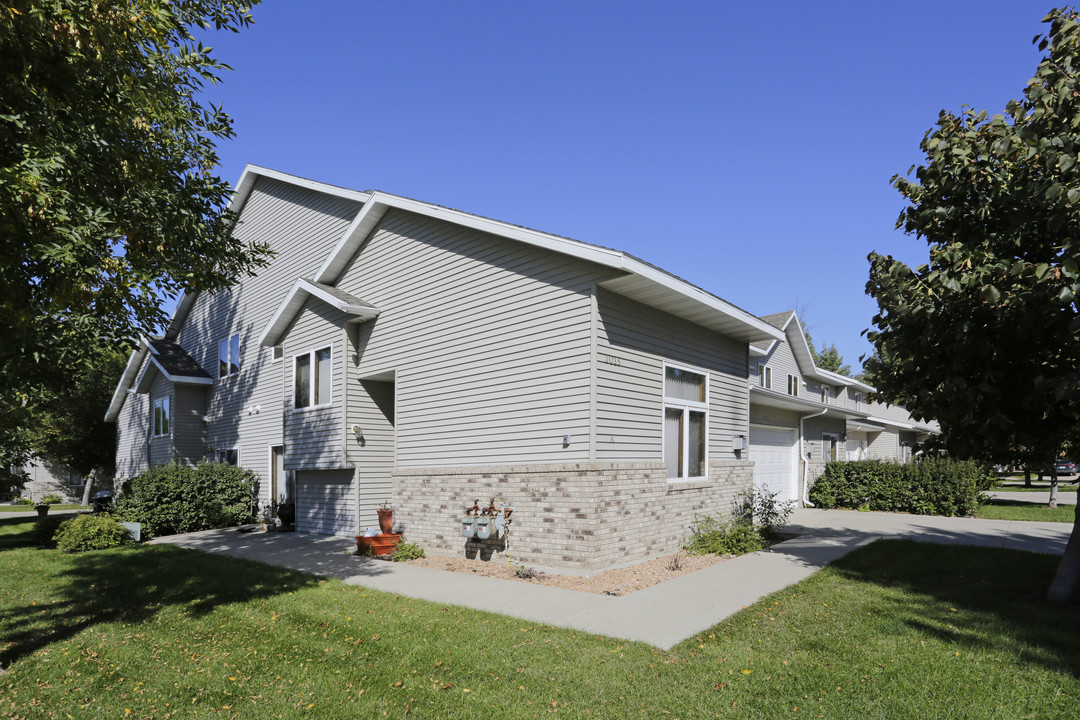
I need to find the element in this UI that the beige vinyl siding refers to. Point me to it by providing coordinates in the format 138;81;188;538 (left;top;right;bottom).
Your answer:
336;209;596;467
595;289;748;462
173;385;208;466
759;335;802;396
283;300;346;470
148;373;173;467
345;378;395;530
115;376;150;480
867;427;901;459
171;177;361;494
802;415;847;461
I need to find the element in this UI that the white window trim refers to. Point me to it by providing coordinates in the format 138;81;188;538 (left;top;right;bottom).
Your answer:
271;344;284;363
218;333;241;379
758;363;772;389
215;447;241;466
787;374;799;397
152;396;170;438
662;361;710;482
292;346;333;411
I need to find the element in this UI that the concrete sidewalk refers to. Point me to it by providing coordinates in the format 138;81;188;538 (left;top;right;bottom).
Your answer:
151;508;1073;650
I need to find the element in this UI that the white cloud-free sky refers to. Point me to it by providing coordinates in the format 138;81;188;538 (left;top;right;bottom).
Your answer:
197;0;1053;370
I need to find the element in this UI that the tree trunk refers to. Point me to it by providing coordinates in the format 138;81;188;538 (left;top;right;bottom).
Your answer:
1047;509;1080;602
1025;469;1032;488
80;468;97;507
1049;467;1059;509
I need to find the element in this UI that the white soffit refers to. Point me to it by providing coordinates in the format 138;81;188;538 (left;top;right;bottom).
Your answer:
104;338;150;422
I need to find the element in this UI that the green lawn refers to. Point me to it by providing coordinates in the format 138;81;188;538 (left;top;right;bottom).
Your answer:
0;504;88;513
1;517;1078;719
977;500;1076;523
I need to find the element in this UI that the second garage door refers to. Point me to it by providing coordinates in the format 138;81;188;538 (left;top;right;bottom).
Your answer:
749;426;798;505
296;469;356;536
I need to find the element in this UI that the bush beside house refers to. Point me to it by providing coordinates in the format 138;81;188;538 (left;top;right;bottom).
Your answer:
54;515;133;553
115;461;257;538
808;456;994;517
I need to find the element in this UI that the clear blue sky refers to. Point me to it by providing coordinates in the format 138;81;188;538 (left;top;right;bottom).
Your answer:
197;0;1052;372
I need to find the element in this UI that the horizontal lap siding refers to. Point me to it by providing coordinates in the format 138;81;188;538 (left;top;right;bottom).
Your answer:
283;300;346;470
759;334;801;394
296;469;356;536
347;380;395;531
168;178;360;498
338;209;595;468
115;362;150;479
173;385;207;465
148;374;172;467
595;289;748;462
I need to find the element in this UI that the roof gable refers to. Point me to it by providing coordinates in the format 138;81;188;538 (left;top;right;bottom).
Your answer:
259;278;379;347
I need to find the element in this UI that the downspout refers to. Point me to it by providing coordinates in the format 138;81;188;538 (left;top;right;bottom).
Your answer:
799;407;830;507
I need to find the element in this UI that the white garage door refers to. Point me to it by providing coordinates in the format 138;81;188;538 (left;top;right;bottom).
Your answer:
296;469;356;536
749;426;797;505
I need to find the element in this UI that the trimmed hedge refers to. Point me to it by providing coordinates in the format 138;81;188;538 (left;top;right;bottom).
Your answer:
116;461;257;538
54;514;133;553
808;456;995;517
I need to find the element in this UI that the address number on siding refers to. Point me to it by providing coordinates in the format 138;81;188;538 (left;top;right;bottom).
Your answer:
601;354;621;367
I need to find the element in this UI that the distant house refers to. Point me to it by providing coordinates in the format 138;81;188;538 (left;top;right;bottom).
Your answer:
106;166;931;570
748;310;939;505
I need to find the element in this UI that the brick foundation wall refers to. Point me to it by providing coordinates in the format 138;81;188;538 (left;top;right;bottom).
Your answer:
393;459;754;571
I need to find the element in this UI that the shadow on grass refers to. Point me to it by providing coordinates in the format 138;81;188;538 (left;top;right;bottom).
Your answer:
832;539;1080;677
0;538;321;669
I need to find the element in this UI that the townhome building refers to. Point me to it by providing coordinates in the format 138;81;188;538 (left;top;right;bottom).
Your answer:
106;166;790;571
748;310;939;505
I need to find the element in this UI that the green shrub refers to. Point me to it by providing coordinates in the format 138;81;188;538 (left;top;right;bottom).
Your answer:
749;487;796;539
40;493;64;505
808;456;995;517
54;515;133;553
13;497;33;505
115;461;257;538
684;514;765;556
391;541;426;561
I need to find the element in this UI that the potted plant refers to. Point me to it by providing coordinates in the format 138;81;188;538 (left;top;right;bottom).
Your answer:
275;494;295;529
258;504;276;532
377;500;393;534
35;493;63;517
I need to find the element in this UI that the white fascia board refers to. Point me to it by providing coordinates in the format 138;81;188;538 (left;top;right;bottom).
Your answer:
258;279;379;347
314;200;390;284
104;339;149;422
816;367;874;391
229;165;371;215
618;256;785;341
136;356;214;393
865;415;916;431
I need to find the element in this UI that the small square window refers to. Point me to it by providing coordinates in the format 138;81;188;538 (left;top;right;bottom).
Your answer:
272;344;284;362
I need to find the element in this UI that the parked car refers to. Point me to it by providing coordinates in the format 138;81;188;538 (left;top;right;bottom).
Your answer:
1054;460;1078;476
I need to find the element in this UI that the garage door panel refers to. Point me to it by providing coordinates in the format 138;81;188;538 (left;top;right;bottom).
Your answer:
749;426;797;505
297;469;356;536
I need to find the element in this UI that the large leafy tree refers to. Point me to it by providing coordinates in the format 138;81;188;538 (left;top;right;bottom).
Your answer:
0;1;269;473
867;7;1080;602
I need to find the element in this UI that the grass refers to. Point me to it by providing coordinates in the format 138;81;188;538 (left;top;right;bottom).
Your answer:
0;504;88;513
976;500;1076;523
1;519;1078;719
994;482;1077;493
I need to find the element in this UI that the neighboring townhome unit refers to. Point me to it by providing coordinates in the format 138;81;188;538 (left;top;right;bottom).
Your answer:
747;310;938;506
106;166;786;571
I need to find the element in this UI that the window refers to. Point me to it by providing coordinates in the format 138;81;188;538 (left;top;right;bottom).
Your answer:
854;392;863;410
152;397;170;437
215;448;239;466
758;364;771;389
294;347;332;408
663;365;707;480
218;334;240;378
820;385;830;404
822;433;839;461
272;344;284;362
787;374;799;397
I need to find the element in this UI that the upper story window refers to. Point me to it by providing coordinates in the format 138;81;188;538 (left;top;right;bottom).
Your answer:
152;397;170;437
820;385;830;404
854;392;863;410
663;365;708;481
218;334;240;378
272;344;284;362
294;347;332;409
787;374;799;397
758;364;771;389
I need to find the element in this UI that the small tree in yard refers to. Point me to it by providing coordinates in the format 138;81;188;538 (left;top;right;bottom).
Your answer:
868;7;1080;602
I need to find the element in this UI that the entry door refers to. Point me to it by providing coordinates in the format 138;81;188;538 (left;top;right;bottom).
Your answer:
749;426;798;504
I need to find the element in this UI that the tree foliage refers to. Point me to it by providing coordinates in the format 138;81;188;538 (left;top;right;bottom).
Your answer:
0;1;269;473
866;7;1080;601
805;330;852;376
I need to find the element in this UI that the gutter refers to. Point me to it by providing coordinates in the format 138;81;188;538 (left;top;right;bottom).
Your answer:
799;407;830;507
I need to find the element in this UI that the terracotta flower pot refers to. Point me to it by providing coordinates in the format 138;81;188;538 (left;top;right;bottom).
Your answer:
377;508;393;534
357;533;401;556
